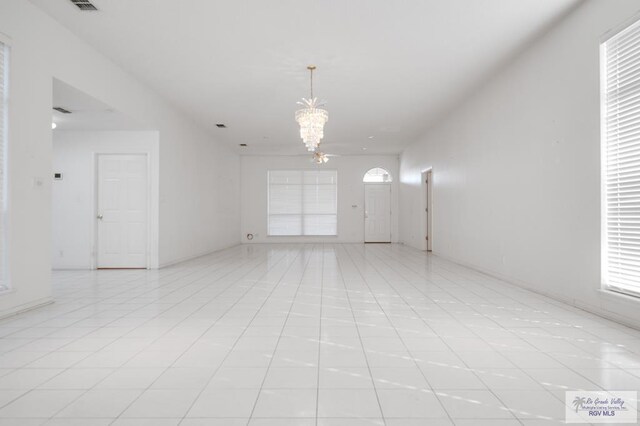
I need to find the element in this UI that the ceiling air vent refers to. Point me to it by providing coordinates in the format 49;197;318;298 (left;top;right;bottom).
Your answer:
216;124;227;128
53;107;72;114
70;0;98;11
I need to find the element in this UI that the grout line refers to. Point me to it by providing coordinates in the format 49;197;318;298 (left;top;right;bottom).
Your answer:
332;244;388;425
174;245;310;425
245;243;318;424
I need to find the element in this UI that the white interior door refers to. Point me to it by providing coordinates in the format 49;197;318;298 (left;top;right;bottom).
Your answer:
97;154;148;268
364;184;391;243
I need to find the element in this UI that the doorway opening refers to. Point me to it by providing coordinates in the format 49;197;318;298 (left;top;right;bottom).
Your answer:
51;78;159;270
422;169;433;251
364;168;392;243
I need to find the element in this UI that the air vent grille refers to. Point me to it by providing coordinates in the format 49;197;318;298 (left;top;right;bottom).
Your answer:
216;124;227;128
53;107;72;114
70;0;98;11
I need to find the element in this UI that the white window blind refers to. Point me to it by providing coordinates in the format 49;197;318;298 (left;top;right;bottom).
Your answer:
0;41;7;291
603;18;640;296
268;170;337;236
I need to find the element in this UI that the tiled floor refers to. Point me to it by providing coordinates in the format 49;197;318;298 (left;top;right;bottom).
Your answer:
0;244;637;425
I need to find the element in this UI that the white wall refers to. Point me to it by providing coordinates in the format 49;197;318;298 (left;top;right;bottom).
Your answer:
158;127;240;267
0;0;240;316
241;155;399;243
399;0;640;327
52;131;159;270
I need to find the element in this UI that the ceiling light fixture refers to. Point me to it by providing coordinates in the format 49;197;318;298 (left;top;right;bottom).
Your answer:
296;65;328;152
51;122;57;130
310;143;336;165
312;150;329;164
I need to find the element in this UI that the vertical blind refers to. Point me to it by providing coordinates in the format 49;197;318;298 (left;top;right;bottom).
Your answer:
0;41;7;291
268;170;337;236
603;18;640;296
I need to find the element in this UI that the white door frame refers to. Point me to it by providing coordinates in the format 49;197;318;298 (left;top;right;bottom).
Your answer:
92;153;152;269
364;182;392;243
421;168;433;251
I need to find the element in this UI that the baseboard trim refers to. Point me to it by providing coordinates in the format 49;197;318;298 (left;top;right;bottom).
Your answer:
159;243;241;268
241;240;401;244
431;252;640;332
0;297;54;320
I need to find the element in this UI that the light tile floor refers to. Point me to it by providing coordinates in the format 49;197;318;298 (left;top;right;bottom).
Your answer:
0;244;636;424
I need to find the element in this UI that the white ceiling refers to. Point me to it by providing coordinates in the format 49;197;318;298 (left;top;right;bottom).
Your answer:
34;0;579;155
52;78;147;131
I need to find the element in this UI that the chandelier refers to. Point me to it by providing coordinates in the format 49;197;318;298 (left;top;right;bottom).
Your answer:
296;65;328;151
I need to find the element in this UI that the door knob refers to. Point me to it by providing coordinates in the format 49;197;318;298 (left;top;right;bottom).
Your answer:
97;214;103;220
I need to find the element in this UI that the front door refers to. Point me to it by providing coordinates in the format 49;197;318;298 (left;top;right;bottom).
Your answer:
364;184;391;243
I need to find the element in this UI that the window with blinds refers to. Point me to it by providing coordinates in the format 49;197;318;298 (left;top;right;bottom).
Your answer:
602;18;640;296
268;170;337;236
0;41;7;292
